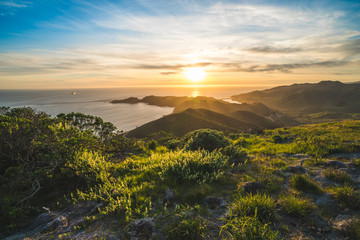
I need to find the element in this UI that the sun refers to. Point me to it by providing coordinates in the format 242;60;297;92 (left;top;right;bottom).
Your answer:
184;67;206;83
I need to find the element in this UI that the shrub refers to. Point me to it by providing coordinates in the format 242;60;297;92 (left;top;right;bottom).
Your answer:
280;195;315;218
147;140;157;150
349;218;360;239
271;134;284;143
220;216;279;240
324;168;353;184
231;194;276;223
221;144;248;165
332;185;360;210
182;129;229;152
159;150;228;185
353;158;360;167
165;139;181;150
163;205;207;240
290;175;322;194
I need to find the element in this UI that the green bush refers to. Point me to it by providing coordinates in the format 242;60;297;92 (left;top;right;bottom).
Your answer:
165;139;181;150
280;195;315;218
271;134;284;143
159;150;228;185
147;140;158;150
220;216;279;240
231;194;276;223
290;175;322;194
221;144;248;165
332;185;360;210
324;168;353;184
349;218;360;239
163;205;207;240
182;129;229;152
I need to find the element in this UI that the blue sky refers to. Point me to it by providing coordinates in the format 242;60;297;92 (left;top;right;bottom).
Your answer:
1;0;360;89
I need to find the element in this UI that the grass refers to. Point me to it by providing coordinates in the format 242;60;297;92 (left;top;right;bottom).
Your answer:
349;217;360;239
231;194;276;223
280;195;316;218
220;216;279;240
324;168;353;184
332;185;360;210
163;205;207;240
290;174;322;194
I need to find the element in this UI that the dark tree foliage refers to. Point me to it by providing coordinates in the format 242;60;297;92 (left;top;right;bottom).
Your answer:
0;107;134;230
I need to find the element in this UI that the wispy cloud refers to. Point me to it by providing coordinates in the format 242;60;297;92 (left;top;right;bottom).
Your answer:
1;0;360;88
0;0;31;15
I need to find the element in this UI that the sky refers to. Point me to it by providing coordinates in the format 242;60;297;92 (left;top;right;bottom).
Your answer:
0;0;360;89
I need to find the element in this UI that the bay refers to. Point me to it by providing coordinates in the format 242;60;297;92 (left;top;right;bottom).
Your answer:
0;85;268;131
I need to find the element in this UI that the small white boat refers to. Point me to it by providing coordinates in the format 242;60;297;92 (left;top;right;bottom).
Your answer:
71;92;77;95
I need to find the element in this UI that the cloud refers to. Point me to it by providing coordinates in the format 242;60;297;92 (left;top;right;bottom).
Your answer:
221;60;350;73
160;72;177;75
247;46;303;53
0;1;29;8
0;0;31;15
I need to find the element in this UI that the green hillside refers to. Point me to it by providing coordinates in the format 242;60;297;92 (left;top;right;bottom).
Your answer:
126;108;257;138
231;81;360;122
1;107;360;239
114;96;298;137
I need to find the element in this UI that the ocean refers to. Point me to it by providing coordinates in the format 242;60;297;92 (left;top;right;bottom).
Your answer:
0;86;268;131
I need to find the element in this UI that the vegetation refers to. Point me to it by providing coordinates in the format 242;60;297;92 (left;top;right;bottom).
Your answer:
231;81;360;123
280;195;316;218
332;185;360;210
324;168;353;184
231;194;276;223
290;175;323;194
1;107;360;239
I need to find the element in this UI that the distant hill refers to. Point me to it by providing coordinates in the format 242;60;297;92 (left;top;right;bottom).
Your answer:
111;96;189;107
113;96;298;137
231;81;360;122
126;108;256;137
126;107;295;137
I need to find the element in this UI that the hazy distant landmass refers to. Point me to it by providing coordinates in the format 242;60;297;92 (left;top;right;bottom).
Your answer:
112;81;360;137
113;96;298;137
231;81;360;123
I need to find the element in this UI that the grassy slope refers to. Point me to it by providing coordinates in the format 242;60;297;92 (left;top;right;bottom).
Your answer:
231;81;360;122
5;120;360;239
126;97;298;137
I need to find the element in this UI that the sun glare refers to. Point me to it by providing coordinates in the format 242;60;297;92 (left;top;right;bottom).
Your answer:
184;67;206;83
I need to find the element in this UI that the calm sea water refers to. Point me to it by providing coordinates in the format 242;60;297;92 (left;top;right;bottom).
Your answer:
0;86;268;131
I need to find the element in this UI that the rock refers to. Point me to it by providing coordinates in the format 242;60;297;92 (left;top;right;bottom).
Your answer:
291;154;310;159
162;189;175;206
330;153;360;160
315;194;338;209
288;166;307;174
204;196;226;209
333;215;354;232
324;160;347;169
241;181;263;194
132;218;154;240
29;212;56;230
41;216;68;233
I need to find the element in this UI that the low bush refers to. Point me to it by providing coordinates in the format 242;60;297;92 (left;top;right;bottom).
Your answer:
290;175;322;194
280;195;315;218
221;144;248;165
163;205;207;240
349;217;360;239
159;150;228;185
220;216;279;240
324;168;353;184
332;185;360;210
182;129;229;152
231;194;276;223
